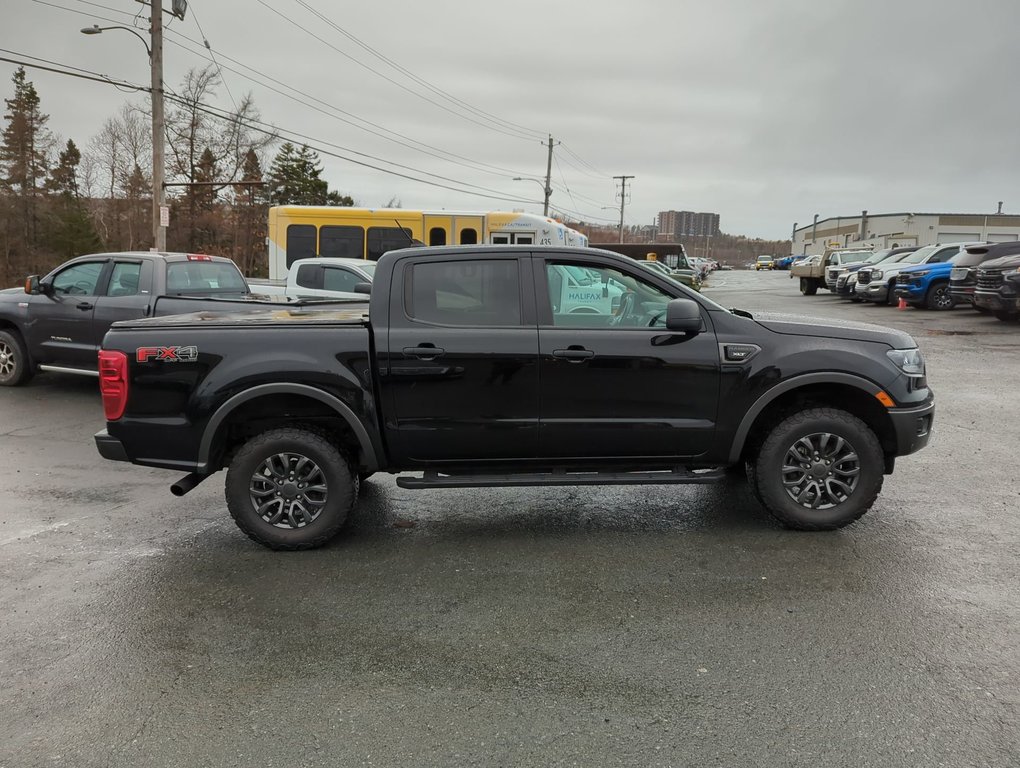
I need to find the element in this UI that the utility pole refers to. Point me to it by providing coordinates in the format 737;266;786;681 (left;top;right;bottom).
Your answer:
613;175;634;243
151;0;166;251
542;135;557;217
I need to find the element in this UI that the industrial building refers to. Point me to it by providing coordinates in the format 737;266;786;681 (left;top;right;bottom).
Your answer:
791;210;1020;255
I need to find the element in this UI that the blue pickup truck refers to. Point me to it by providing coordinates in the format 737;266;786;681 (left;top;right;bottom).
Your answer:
892;244;981;310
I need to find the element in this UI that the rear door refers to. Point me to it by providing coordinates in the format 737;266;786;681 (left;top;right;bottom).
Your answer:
91;258;154;348
535;254;720;459
28;258;109;367
382;252;539;464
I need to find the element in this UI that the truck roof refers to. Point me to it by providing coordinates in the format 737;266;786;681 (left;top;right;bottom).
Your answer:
62;251;237;264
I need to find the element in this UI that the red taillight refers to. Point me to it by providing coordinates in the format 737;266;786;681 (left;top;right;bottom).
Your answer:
98;350;129;421
187;254;212;261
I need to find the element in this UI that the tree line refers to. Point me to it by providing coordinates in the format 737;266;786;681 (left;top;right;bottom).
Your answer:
0;65;355;284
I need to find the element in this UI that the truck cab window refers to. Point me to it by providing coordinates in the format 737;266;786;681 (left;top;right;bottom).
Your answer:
545;261;673;328
407;260;521;326
107;262;142;296
323;267;361;293
52;262;105;296
295;263;321;290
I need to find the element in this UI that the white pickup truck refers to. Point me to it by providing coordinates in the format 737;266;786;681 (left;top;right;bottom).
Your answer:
247;257;373;300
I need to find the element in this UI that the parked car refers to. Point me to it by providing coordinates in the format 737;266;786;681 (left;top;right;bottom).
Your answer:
94;245;934;549
824;250;874;290
754;256;774;271
773;255;797;270
855;243;971;305
639;260;701;292
949;242;1020;309
275;257;375;299
892;242;986;310
834;247;919;301
0;252;336;386
973;252;1020;321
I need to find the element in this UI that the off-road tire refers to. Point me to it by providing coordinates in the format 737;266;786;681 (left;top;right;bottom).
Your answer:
225;427;357;550
925;281;955;311
885;282;899;305
0;329;34;387
752;407;884;531
800;278;817;296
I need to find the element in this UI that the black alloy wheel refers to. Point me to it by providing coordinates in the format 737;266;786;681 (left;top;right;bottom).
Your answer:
780;433;860;510
925;283;955;311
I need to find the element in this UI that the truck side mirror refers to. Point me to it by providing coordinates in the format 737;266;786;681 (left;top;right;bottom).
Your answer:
354;282;372;295
25;275;51;295
665;298;702;334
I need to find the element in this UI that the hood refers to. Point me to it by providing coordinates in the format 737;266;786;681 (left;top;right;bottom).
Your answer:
979;254;1020;271
898;261;950;275
752;311;915;348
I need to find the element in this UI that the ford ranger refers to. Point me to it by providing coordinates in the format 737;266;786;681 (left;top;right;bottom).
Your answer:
93;246;935;550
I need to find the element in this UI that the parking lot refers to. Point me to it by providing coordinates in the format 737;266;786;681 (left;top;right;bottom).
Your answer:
1;268;1018;767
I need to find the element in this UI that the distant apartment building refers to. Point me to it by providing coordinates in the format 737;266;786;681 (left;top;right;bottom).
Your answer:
657;210;721;238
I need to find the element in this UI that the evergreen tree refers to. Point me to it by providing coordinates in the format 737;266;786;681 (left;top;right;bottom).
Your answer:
267;143;328;205
1;67;52;247
45;139;102;258
236;148;268;275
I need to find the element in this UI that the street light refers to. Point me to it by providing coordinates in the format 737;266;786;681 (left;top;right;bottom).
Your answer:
81;3;167;252
512;177;551;217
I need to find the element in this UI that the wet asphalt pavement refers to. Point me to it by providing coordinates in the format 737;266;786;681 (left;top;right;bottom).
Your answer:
1;269;1018;767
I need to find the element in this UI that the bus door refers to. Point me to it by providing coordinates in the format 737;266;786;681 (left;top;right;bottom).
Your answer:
454;215;484;246
424;214;453;247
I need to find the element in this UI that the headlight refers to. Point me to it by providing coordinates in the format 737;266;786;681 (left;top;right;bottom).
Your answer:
872;270;884;280
887;348;925;375
911;270;929;279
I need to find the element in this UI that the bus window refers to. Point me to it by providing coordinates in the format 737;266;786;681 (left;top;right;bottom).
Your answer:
429;227;447;246
367;226;413;261
320;225;364;259
491;234;510;245
286;224;317;268
459;228;478;245
515;234;534;245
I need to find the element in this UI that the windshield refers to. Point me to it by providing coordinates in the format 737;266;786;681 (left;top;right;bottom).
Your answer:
757;256;772;262
166;261;248;294
862;249;892;264
901;245;936;264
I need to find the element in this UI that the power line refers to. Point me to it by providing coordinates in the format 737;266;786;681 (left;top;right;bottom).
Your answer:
560;142;609;178
252;0;538;143
291;0;546;141
187;2;239;114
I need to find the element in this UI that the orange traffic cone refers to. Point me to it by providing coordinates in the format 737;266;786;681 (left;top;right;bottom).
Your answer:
897;296;908;310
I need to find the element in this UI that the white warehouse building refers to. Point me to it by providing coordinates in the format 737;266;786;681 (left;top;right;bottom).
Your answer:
791;211;1020;255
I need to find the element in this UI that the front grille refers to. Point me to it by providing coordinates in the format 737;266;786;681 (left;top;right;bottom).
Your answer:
836;275;848;289
977;270;1005;290
896;274;912;285
857;270;872;285
827;268;841;282
949;267;970;283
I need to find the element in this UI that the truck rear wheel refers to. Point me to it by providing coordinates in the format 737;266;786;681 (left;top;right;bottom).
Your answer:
225;427;357;550
0;329;34;387
751;407;884;530
799;278;817;296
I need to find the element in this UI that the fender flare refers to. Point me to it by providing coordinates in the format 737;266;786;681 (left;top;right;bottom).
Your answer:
727;372;883;463
197;383;380;473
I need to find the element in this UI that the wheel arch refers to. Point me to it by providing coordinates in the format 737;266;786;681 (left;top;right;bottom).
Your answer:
198;383;380;474
729;373;897;465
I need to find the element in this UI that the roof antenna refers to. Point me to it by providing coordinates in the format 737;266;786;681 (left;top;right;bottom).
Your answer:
394;219;425;247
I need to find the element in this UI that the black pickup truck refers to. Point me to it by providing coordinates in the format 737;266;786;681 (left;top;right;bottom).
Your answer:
0;251;290;386
94;245;935;549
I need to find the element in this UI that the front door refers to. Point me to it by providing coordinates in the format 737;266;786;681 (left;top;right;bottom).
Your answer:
535;255;720;460
382;253;539;465
28;259;109;367
91;259;154;349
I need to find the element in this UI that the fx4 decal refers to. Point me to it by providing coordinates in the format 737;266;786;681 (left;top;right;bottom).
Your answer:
136;345;198;363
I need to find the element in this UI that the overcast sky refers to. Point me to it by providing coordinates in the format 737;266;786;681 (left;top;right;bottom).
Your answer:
4;0;1019;239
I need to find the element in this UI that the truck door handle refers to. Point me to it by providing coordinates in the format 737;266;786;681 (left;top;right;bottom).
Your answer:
76;301;93;311
552;346;595;362
403;345;445;360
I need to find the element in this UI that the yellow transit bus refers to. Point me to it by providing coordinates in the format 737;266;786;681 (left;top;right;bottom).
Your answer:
267;206;589;279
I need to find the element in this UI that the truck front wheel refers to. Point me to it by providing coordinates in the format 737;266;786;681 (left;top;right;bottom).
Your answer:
225;427;357;550
0;329;34;387
925;282;955;311
751;407;884;530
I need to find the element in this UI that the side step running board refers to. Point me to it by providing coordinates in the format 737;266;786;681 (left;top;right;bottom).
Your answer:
396;467;726;489
38;364;99;377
